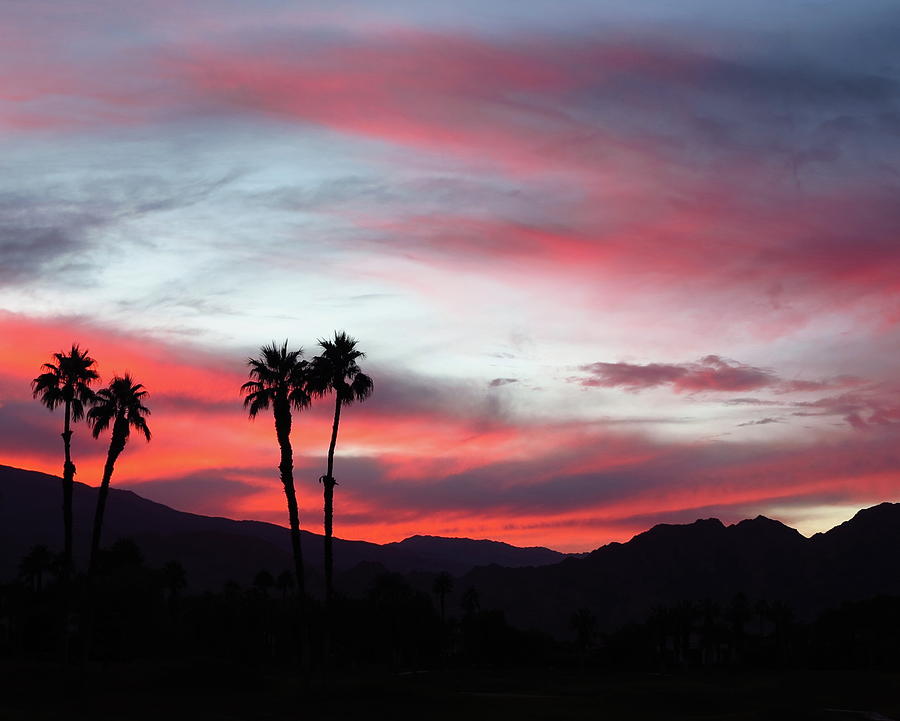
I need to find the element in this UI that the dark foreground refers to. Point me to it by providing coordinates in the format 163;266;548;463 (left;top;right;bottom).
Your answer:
2;662;899;721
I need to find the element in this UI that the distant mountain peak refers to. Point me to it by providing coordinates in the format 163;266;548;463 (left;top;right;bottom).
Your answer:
631;516;725;542
850;501;900;519
397;534;560;552
388;533;567;570
812;501;900;543
733;514;801;531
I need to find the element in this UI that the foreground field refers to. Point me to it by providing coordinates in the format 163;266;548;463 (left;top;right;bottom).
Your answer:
3;662;899;721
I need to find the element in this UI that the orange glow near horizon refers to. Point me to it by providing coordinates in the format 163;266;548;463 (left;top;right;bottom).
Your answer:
3;307;900;552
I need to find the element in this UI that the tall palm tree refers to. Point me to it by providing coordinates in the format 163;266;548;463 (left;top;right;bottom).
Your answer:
241;341;311;597
31;344;99;574
86;374;151;574
309;331;373;603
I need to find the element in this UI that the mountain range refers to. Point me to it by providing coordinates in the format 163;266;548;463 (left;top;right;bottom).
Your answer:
0;465;566;588
3;464;899;639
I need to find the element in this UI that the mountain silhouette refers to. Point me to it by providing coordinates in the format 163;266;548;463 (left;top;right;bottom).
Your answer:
385;534;568;569
460;507;900;637
0;465;566;589
3;464;899;639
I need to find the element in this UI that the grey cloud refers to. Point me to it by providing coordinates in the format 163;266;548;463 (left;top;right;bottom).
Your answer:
121;470;264;516
737;417;782;427
0;170;241;287
489;378;519;387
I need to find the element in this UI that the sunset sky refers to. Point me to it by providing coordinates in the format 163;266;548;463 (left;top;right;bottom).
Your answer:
1;1;899;552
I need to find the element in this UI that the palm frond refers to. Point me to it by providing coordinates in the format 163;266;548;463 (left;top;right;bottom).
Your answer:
309;331;374;406
349;371;374;403
242;341;309;417
88;374;151;443
32;344;99;415
131;414;152;442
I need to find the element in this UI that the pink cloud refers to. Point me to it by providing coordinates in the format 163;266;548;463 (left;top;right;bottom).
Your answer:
577;356;782;393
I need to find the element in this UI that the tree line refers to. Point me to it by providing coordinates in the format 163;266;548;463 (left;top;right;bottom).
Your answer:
7;538;900;675
30;331;372;661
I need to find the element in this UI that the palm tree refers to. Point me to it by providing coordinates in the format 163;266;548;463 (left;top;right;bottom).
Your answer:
433;572;453;625
308;331;373;603
461;586;480;618
276;569;295;601
241;341;311;598
162;560;187;602
254;569;275;596
31;344;99;575
570;607;596;654
18;545;54;593
86;374;151;574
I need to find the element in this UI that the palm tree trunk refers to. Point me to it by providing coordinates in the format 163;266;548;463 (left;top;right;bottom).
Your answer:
83;418;126;665
282;474;305;597
323;396;341;603
275;407;305;597
59;401;76;667
61;400;74;576
89;420;126;575
274;405;308;668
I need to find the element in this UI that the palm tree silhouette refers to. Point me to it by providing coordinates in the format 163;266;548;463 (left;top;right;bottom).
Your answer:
309;331;373;604
162;560;187;602
86;374;151;574
241;341;311;598
570;607;596;653
461;586;480;618
433;572;453;625
31;344;99;574
276;569;295;601
254;569;275;596
18;545;53;593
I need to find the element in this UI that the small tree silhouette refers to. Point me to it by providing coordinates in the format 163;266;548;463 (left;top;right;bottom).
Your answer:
18;545;53;594
276;570;295;601
162;560;187;601
254;570;275;596
86;374;151;574
432;572;453;625
570;607;596;654
755;598;771;637
31;344;99;575
461;586;480;618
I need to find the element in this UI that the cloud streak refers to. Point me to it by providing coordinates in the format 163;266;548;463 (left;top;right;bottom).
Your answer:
574;356;859;395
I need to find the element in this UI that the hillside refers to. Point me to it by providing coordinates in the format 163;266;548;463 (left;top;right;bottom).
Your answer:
0;465;567;589
460;506;900;637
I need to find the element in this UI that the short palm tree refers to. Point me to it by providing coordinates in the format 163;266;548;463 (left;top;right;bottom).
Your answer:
242;341;311;598
19;545;54;594
309;331;373;603
162;560;187;602
86;374;151;573
276;569;295;601
31;344;99;574
433;571;453;624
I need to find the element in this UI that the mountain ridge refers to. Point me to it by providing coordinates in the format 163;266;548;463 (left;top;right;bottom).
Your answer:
4;463;900;640
0;464;568;585
460;499;900;637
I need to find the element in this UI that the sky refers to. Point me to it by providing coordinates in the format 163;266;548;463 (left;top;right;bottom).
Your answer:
1;1;899;552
